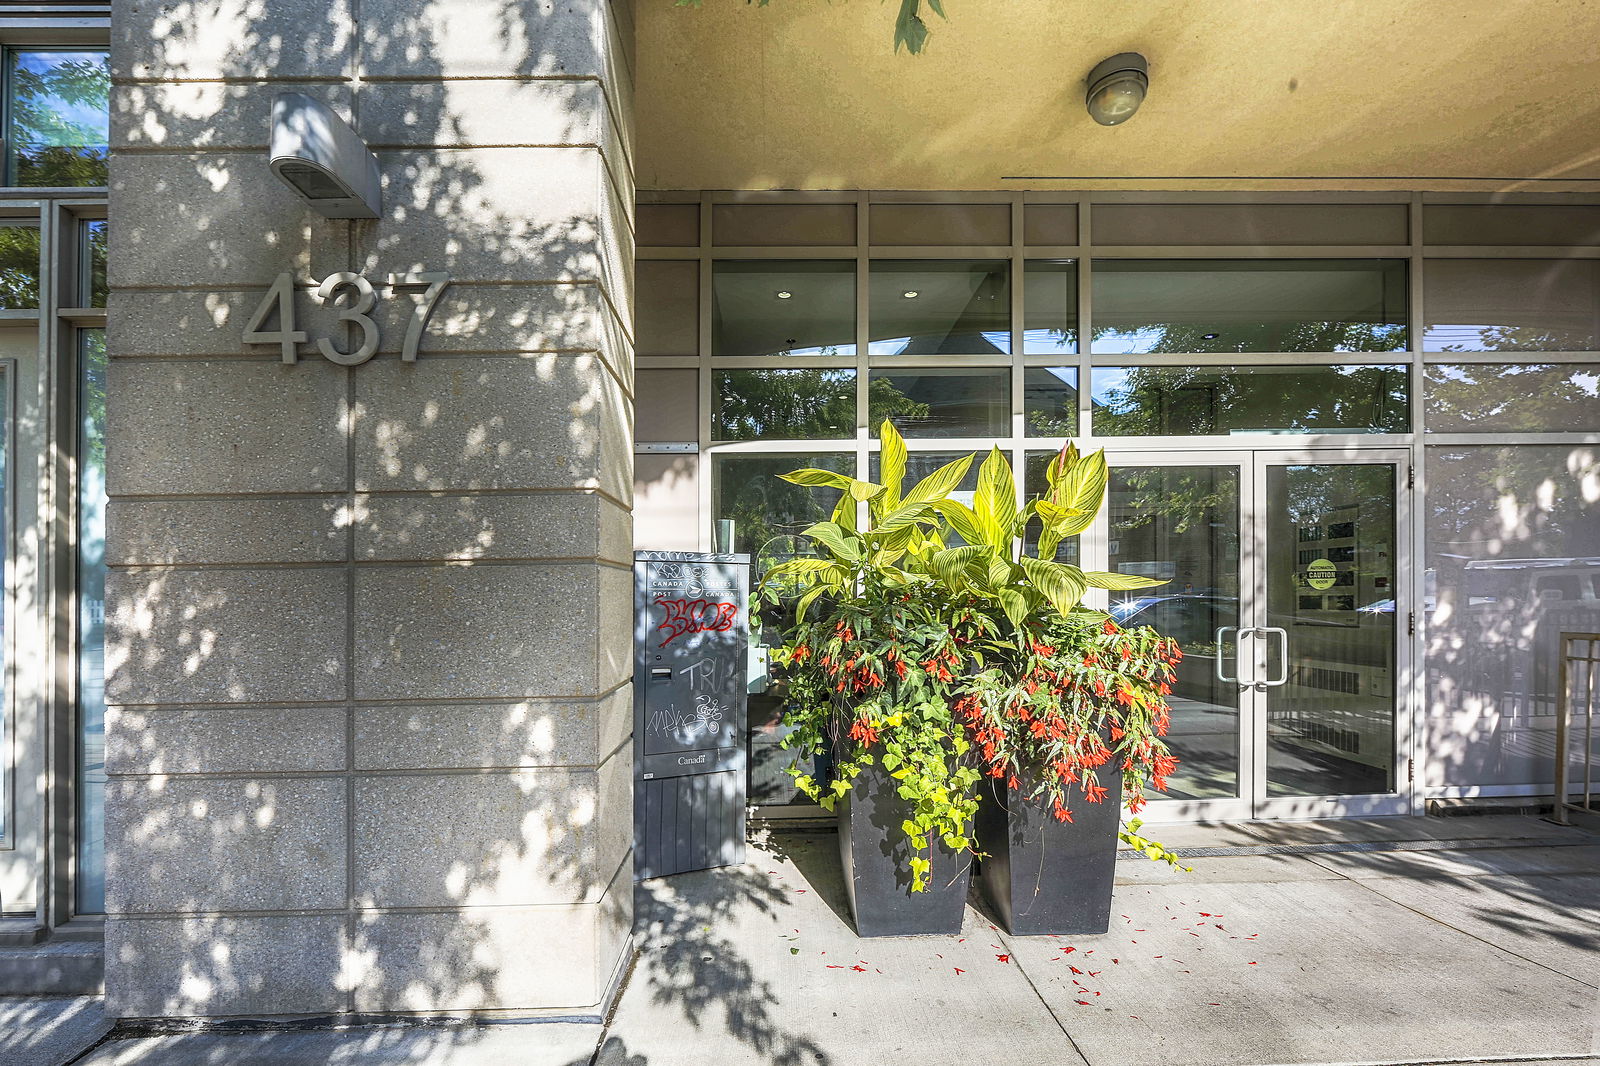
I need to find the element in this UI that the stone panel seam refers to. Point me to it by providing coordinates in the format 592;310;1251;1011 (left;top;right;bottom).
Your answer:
108;899;623;920
109;556;628;572
103;683;631;714
107;765;612;781
596;734;632;771
116;136;636;188
101;679;632;716
346;19;362;1018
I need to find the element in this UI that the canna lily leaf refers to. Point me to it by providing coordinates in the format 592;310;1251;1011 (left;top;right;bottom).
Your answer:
903;454;975;505
930;498;986;546
800;520;861;562
879;419;908;511
1020;556;1089;618
1083;570;1168;590
778;467;885;502
997;587;1030;628
973;446;1018;551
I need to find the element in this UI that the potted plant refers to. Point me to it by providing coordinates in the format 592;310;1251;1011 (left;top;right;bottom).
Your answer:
760;441;988;936
908;440;1188;935
760;423;1185;938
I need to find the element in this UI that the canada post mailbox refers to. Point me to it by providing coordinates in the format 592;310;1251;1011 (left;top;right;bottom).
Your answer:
634;551;750;879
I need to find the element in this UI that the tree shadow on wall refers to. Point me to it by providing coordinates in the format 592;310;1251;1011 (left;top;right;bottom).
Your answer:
96;0;801;1061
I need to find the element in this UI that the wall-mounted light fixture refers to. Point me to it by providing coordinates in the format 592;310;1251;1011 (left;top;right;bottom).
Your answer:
1085;52;1149;126
270;92;381;219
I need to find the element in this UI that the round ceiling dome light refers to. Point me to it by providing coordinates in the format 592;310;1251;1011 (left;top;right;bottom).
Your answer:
1085;52;1149;126
776;290;793;299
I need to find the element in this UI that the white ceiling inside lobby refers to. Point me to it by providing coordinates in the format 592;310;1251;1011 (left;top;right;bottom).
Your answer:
634;0;1600;192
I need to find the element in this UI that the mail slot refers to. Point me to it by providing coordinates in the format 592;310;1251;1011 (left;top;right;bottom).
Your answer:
633;550;750;880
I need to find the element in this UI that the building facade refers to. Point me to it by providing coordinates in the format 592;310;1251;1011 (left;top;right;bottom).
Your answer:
0;0;1595;1024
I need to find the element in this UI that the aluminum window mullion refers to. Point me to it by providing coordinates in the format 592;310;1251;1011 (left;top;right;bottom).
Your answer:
1420;350;1600;363
1406;192;1426;815
1077;197;1093;438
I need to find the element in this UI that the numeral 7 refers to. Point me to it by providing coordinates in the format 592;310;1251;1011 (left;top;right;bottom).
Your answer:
388;272;451;362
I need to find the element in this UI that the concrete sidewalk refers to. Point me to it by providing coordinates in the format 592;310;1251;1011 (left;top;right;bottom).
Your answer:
54;815;1600;1065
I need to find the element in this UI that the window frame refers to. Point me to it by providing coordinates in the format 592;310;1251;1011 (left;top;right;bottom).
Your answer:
0;44;112;192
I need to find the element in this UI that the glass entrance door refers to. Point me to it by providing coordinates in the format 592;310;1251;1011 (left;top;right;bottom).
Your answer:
1105;450;1409;819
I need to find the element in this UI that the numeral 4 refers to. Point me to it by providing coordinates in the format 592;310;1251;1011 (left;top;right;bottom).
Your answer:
243;272;308;363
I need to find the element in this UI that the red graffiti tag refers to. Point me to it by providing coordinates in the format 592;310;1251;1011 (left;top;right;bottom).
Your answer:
654;596;739;647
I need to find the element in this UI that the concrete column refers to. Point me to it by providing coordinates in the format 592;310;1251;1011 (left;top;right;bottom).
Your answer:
105;0;635;1018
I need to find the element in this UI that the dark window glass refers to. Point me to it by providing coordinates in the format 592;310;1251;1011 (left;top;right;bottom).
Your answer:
1023;260;1077;354
712;368;856;442
0;224;40;308
869;260;1010;355
1023;366;1078;437
868;368;1007;438
711;261;855;357
7;51;110;187
713;452;854;562
82;219;106;306
1091;259;1407;354
1426;363;1600;433
1423;260;1600;353
1091;365;1409;436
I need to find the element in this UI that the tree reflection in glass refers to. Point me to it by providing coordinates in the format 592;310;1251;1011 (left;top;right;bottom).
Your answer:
1092;364;1409;436
7;51;110;187
1425;364;1600;433
1091;259;1407;355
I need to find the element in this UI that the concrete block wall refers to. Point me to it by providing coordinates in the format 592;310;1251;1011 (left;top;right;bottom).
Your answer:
105;0;635;1018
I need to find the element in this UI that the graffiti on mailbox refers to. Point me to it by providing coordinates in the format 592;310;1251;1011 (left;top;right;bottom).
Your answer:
644;693;728;742
653;595;739;647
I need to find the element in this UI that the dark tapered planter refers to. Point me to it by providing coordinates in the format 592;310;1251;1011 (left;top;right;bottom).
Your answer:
975;764;1124;936
837;763;972;937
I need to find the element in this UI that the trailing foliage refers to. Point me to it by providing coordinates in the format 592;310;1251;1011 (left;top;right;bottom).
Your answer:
760;422;1191;891
673;0;949;55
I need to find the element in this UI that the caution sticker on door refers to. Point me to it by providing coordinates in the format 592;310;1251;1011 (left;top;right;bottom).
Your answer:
1302;558;1339;590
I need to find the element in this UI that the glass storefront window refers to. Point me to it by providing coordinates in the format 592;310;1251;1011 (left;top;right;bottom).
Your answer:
1107;464;1242;799
0;365;6;838
77;327;106;913
868;260;1010;355
1091;259;1408;354
1424;445;1600;788
712;368;855;441
712;452;854;562
1023;366;1078;437
1091;364;1410;436
1023;259;1077;354
1423;259;1600;353
6;51;111;187
1425;363;1600;433
715;452;854;809
711;260;855;357
81;219;106;306
0;224;40;308
867;368;1008;438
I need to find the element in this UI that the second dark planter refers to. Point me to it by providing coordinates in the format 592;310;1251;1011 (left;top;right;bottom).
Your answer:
975;765;1124;936
837;763;972;937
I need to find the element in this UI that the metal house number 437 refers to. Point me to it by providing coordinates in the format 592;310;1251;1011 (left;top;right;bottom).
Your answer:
243;271;451;365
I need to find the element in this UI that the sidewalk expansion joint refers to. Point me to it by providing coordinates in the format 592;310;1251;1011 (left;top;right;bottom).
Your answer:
1151;836;1591;859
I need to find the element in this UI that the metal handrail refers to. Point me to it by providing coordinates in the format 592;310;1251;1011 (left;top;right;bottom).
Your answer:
1554;631;1600;828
